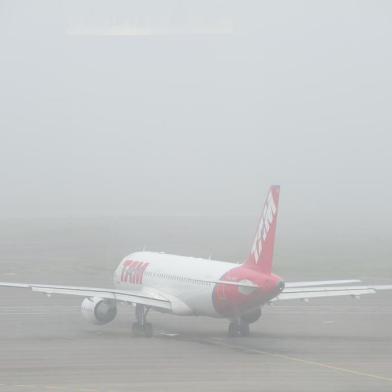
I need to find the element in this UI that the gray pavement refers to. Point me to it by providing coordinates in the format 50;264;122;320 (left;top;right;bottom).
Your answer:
0;292;391;391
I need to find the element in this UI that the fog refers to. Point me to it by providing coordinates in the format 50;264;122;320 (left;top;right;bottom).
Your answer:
1;3;392;391
1;1;392;259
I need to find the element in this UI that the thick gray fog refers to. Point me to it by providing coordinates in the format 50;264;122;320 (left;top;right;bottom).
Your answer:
1;2;391;249
1;6;392;391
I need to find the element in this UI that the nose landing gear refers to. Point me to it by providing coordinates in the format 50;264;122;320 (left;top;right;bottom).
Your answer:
228;319;250;337
132;304;153;337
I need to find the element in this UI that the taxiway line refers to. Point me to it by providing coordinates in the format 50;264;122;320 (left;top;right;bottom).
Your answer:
209;338;392;384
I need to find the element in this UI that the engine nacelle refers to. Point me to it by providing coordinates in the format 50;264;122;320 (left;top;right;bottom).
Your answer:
81;297;117;325
241;307;262;324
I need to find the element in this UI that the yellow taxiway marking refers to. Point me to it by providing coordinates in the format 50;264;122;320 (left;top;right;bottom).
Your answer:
210;338;392;384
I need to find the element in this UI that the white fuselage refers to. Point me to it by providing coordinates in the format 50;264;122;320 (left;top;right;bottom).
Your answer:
113;251;236;317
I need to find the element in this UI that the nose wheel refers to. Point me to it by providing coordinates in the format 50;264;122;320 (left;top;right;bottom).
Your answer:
228;320;250;337
132;304;153;337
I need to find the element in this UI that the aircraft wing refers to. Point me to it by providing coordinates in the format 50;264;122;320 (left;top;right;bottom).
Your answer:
0;279;257;310
275;284;392;301
0;282;172;310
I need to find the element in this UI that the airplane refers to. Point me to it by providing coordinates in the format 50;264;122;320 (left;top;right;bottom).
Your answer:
1;185;391;337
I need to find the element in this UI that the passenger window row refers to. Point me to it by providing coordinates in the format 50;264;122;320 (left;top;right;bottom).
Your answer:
143;270;211;286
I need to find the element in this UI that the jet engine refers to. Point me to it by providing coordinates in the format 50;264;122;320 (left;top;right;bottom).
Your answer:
240;307;262;324
81;297;117;325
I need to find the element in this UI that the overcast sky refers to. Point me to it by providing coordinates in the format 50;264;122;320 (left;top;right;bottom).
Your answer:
0;1;391;232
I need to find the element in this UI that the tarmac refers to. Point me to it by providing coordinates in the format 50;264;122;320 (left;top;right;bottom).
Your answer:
0;217;391;391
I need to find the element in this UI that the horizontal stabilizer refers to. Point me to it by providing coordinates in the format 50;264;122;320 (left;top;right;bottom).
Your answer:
274;284;392;302
209;280;258;288
285;280;361;288
277;289;376;301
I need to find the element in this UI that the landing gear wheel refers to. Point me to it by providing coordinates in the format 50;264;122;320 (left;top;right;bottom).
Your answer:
228;320;251;337
132;322;143;336
228;321;240;337
143;322;153;338
132;304;153;338
239;322;250;337
132;321;153;338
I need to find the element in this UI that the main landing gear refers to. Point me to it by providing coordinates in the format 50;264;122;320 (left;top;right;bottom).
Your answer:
228;319;250;337
132;304;153;338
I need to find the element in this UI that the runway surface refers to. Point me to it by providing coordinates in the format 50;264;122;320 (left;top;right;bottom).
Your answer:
0;217;391;391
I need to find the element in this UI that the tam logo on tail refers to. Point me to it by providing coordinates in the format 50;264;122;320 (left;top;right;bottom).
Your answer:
245;186;280;274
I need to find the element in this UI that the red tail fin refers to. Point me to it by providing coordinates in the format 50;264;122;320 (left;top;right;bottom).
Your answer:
244;186;280;274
